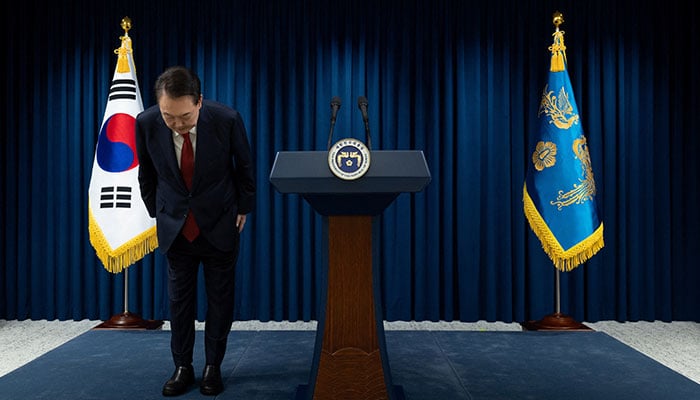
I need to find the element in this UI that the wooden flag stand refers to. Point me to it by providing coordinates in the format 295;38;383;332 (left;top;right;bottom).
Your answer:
521;270;592;331
93;268;163;330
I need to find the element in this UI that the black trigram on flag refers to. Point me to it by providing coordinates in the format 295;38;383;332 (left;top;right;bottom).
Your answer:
109;79;137;101
100;186;133;208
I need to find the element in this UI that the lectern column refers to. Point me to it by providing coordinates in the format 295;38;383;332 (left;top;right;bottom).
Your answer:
313;215;389;400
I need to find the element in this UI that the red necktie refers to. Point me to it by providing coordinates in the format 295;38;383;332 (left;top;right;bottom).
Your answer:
180;132;200;241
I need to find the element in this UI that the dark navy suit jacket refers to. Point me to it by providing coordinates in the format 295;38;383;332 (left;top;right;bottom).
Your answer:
135;99;256;253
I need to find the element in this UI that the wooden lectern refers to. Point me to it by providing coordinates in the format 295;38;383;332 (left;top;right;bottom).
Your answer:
269;150;431;400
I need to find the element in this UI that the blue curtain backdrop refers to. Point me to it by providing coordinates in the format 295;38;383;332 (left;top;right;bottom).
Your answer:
2;0;698;322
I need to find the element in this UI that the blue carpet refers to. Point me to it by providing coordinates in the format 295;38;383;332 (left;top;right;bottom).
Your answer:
0;330;698;399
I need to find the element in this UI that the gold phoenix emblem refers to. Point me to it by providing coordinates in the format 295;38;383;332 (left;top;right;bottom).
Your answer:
538;85;579;130
550;136;597;210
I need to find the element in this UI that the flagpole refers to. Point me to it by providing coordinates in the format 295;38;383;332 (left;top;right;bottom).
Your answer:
94;266;164;330
555;270;561;314
521;269;590;331
124;270;129;313
520;11;601;331
91;17;163;331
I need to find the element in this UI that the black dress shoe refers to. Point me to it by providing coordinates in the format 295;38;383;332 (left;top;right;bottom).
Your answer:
162;365;195;397
200;364;224;396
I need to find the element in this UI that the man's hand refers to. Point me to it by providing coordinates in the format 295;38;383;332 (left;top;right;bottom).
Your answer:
236;214;247;233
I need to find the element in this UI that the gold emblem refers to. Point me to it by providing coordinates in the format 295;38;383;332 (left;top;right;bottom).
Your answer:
538;85;579;130
337;151;362;168
551;136;597;210
532;141;557;171
328;138;371;180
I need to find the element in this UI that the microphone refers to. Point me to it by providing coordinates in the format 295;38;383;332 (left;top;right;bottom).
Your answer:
327;96;342;150
358;96;371;150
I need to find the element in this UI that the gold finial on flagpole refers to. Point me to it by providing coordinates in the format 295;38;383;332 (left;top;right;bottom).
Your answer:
549;11;566;72
552;11;564;31
115;17;134;73
121;17;132;36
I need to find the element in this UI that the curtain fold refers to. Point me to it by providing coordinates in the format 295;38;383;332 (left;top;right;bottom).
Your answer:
2;0;698;322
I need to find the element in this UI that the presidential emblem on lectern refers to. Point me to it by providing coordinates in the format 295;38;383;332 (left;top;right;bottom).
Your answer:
328;138;371;180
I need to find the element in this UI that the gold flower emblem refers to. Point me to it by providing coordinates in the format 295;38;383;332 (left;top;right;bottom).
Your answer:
532;141;557;171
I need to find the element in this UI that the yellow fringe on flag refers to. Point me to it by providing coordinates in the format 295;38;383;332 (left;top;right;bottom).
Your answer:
88;207;158;274
523;184;604;271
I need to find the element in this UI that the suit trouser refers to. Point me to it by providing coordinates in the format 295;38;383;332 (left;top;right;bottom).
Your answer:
166;232;239;367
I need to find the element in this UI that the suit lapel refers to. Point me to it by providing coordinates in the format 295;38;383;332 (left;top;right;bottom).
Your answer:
192;102;224;190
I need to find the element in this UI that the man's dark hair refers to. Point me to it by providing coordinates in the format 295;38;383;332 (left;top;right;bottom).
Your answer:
154;66;201;104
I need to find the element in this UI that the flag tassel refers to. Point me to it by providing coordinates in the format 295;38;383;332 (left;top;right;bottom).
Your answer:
549;12;567;72
115;33;132;74
550;51;565;73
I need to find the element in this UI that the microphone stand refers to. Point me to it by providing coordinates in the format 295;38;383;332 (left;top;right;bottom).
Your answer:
358;97;371;150
327;117;337;151
327;97;341;150
363;118;371;150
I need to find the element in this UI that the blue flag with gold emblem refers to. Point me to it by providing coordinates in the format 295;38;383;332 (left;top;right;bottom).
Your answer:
523;15;604;271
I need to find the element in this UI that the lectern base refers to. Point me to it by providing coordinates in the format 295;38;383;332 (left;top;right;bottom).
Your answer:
294;384;405;400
